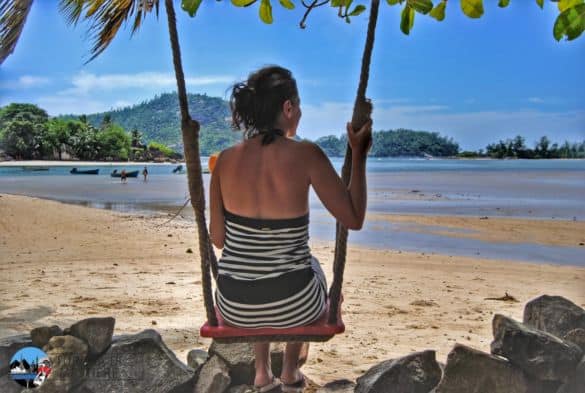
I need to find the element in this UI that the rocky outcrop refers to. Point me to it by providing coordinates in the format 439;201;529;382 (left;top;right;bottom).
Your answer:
188;348;209;370
76;330;194;393
0;374;23;393
68;317;115;358
434;344;529;393
317;379;356;392
355;350;441;393
194;355;231;393
2;295;585;393
31;325;63;348
491;314;583;382
523;295;585;338
39;335;88;393
563;328;585;352
556;356;585;393
208;341;285;386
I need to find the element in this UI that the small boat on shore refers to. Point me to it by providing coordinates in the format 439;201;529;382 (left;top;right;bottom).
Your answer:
110;170;139;178
70;168;99;175
172;165;184;174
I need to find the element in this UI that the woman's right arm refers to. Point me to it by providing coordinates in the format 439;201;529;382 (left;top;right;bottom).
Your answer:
307;121;372;230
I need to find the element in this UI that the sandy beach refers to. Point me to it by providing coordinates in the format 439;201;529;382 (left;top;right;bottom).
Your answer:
1;193;584;385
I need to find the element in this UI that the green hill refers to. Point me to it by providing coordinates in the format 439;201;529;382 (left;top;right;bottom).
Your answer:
62;92;239;155
60;93;459;157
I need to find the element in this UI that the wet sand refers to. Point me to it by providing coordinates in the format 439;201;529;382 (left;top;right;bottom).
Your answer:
1;194;584;385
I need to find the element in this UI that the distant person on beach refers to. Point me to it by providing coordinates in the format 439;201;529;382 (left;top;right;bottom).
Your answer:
209;65;370;392
120;169;127;183
142;166;148;182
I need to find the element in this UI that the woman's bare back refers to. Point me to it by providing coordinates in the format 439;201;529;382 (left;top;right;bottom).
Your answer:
218;136;311;219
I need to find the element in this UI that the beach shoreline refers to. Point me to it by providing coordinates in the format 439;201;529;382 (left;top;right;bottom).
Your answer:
2;194;584;384
0;160;185;167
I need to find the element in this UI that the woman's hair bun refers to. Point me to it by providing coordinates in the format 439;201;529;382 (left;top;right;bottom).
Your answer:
230;66;298;143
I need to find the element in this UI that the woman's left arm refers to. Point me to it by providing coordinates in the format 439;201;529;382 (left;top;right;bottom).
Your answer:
209;153;225;249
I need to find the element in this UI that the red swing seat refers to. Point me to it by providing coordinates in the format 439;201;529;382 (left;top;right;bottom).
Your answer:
200;300;345;343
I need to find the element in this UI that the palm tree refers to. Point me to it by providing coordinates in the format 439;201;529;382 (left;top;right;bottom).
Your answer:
0;0;33;64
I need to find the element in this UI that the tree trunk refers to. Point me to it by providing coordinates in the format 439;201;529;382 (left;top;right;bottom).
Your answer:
164;0;217;325
329;0;379;324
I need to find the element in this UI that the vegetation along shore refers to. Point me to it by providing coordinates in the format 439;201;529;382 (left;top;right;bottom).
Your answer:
2;96;583;162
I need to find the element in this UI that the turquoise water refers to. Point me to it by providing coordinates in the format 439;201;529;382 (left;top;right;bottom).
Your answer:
1;158;584;266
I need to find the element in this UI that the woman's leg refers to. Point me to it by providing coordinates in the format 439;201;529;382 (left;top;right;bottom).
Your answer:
298;342;309;368
280;342;304;384
254;342;273;387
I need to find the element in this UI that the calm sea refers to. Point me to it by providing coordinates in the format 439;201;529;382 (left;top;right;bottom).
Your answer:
1;158;584;265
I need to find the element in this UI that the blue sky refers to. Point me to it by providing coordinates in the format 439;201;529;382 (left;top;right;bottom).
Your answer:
0;1;583;150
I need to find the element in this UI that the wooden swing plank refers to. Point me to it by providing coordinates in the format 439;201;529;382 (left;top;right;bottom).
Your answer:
200;302;344;343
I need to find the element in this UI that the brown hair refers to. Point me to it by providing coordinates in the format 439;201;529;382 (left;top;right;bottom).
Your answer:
230;65;298;145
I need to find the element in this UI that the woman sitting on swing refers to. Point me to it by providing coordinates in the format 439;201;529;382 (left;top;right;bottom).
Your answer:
209;65;371;392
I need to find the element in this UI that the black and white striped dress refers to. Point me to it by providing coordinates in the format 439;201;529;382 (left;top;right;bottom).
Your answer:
215;210;327;329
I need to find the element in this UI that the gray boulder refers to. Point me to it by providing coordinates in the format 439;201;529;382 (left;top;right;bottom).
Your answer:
556;356;585;393
68;317;115;358
523;295;585;338
355;350;442;393
434;344;530;393
208;341;285;386
227;385;253;393
187;348;209;370
563;328;585;353
491;314;583;383
31;325;63;348
317;379;356;393
0;374;23;393
194;355;231;393
0;334;32;375
38;335;89;393
77;329;194;393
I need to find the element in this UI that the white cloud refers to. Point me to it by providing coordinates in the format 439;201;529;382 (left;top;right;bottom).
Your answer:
25;71;236;115
298;101;585;150
528;97;545;104
62;71;234;95
0;75;51;89
35;95;115;115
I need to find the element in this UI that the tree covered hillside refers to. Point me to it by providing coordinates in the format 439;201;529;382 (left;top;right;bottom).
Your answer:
62;93;240;154
315;129;459;157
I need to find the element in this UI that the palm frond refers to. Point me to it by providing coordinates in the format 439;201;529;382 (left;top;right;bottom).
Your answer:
59;0;160;62
0;0;34;65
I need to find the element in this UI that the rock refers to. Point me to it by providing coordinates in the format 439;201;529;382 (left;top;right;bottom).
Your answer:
208;341;285;386
434;344;530;393
523;295;585;338
563;328;585;353
317;379;356;392
556;356;585;393
0;334;32;375
188;348;209;370
31;325;63;348
194;355;231;393
77;329;194;393
490;314;583;383
0;374;23;393
227;384;253;393
68;317;115;358
39;335;88;393
355;350;441;393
